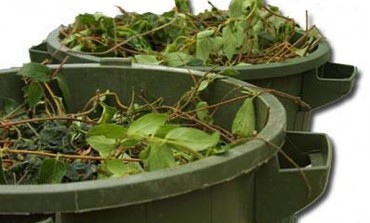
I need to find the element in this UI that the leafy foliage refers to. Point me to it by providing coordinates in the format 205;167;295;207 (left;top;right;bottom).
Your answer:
0;62;257;184
38;158;67;184
60;0;322;67
232;97;256;137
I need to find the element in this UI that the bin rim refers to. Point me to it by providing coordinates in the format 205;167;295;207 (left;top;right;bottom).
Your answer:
47;26;331;80
0;64;286;213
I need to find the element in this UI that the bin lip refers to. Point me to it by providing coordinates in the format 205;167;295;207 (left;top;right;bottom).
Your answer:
47;26;331;80
0;64;286;213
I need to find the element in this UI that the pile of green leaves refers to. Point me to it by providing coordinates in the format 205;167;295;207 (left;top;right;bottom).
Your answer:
0;62;256;185
60;0;322;67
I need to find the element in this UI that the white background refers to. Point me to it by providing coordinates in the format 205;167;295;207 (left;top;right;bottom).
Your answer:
0;0;368;222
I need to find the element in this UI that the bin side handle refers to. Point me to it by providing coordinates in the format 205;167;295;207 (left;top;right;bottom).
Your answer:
255;132;333;222
302;62;357;109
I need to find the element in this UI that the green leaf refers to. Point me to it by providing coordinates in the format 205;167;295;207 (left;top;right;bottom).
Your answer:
142;143;176;171
197;29;214;39
228;0;255;18
105;160;141;178
128;113;168;136
196;101;213;124
155;125;180;138
18;62;51;82
0;97;19;115
26;82;44;108
294;46;309;57
88;124;127;139
232;97;256;137
165;127;220;152
0;156;7;184
98;102;118;124
38;158;67;184
164;52;193;67
198;80;210;92
120;138;139;148
196;29;215;63
175;0;192;13
219;67;240;76
76;13;98;27
56;75;70;101
86;135;116;158
222;22;245;60
134;55;161;65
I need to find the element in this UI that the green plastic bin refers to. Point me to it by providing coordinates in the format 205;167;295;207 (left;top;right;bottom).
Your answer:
29;27;357;131
0;62;332;222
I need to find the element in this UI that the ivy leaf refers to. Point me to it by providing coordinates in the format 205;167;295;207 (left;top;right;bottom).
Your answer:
88;124;127;139
165;127;220;152
142;143;176;171
134;55;161;65
26;82;44;108
163;52;193;67
18;62;51;82
38;158;67;184
232;97;256;137
86;135;116;158
0;156;7;184
128;113;168;137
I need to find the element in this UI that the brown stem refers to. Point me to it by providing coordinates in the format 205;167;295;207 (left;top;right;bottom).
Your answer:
51;56;70;78
42;82;64;116
0;117;95;128
0;148;140;162
263;5;294;22
257;88;311;109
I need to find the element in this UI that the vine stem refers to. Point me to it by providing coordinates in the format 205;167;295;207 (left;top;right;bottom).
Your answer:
0;116;95;128
0;148;141;162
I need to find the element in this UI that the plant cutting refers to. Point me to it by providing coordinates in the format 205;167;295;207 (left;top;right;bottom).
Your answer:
58;0;322;67
30;0;356;132
0;62;333;223
0;62;261;184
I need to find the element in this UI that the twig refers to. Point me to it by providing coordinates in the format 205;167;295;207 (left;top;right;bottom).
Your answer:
42;82;64;116
263;5;294;22
51;56;70;78
0;148;140;162
0;117;95;128
256;88;311;109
